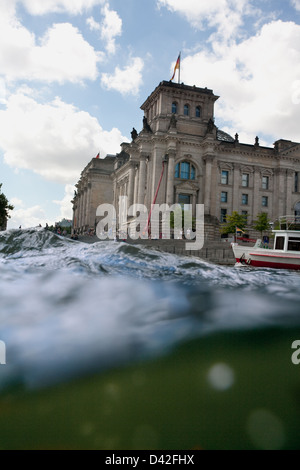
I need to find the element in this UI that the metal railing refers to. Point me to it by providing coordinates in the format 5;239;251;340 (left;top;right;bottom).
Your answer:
275;216;300;231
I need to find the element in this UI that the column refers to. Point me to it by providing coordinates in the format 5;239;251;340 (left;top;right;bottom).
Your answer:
166;151;175;205
286;169;293;215
79;189;84;230
113;178;117;209
252;167;260;222
192;193;197;217
133;168;139;206
128;166;135;207
86;182;92;228
232;164;240;212
138;156;147;205
83;185;88;229
203;155;214;215
278;169;286;217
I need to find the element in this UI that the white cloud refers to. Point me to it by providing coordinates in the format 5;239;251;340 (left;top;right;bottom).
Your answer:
18;0;105;15
0;12;101;84
87;4;122;55
180;20;300;144
53;184;75;221
291;0;300;11
8;205;47;229
101;57;144;95
157;0;257;41
10;197;24;208
86;16;101;31
0;89;128;184
100;3;122;54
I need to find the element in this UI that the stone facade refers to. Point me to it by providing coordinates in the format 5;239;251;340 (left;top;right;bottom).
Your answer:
72;156;115;233
73;81;300;239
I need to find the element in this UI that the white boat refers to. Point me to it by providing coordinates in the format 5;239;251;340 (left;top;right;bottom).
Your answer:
232;216;300;270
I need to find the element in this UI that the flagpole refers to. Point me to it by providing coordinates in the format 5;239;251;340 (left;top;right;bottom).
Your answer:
178;52;181;84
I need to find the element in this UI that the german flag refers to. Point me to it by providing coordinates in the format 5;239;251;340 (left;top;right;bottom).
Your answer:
171;53;180;81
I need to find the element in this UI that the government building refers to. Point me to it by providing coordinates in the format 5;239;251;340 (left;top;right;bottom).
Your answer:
72;80;300;239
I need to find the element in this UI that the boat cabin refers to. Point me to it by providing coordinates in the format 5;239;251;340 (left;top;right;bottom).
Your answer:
273;216;300;253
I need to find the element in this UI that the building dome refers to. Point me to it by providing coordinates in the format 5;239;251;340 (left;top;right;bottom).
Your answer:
217;129;235;142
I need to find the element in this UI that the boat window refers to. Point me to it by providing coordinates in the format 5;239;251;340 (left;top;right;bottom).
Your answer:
275;236;285;250
288;237;300;252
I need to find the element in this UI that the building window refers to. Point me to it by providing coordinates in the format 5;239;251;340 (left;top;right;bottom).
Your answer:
242;174;249;187
196;106;201;118
262;196;268;207
221;192;228;203
262;176;269;190
180;162;190;179
220;209;227;223
184;104;190;116
178;194;191;209
172;102;177;114
221;170;229;185
242;211;248;223
242;194;248;205
295;172;299;193
175;162;196;180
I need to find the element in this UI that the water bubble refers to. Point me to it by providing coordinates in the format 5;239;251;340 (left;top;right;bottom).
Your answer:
247;409;285;450
132;424;158;449
207;363;235;391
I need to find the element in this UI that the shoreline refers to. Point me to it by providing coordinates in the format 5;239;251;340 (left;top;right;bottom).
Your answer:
76;234;236;266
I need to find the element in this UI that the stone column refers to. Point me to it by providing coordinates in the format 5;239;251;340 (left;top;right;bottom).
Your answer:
277;168;286;218
128;166;135;207
192;193;197;216
113;178;117;209
252;167;261;222
232;164;240;212
86;182;92;228
138;156;147;205
83;185;88;230
78;189;84;230
286;169;294;215
133;167;139;206
166;151;175;205
203;155;214;215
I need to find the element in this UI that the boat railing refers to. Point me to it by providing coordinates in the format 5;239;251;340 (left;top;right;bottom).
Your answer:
276;215;300;231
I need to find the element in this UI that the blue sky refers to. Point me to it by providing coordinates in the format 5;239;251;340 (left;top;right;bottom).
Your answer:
1;0;300;228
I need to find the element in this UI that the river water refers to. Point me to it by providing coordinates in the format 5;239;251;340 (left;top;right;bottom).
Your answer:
0;228;300;450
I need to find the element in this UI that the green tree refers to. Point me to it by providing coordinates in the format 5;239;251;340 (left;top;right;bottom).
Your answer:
220;211;247;239
0;184;14;229
253;212;271;238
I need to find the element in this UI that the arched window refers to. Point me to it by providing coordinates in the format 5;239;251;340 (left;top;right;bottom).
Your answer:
175;162;196;180
184;104;190;116
196;106;202;118
172;102;177;114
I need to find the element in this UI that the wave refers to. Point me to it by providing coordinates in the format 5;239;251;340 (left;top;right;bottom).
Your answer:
0;227;300;391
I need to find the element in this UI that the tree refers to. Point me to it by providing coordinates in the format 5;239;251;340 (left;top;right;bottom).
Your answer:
0;184;14;229
252;212;271;238
220;211;247;239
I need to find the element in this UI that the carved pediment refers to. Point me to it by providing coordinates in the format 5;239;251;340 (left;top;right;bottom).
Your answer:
218;161;234;171
260;168;274;176
175;181;199;192
240;165;254;174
